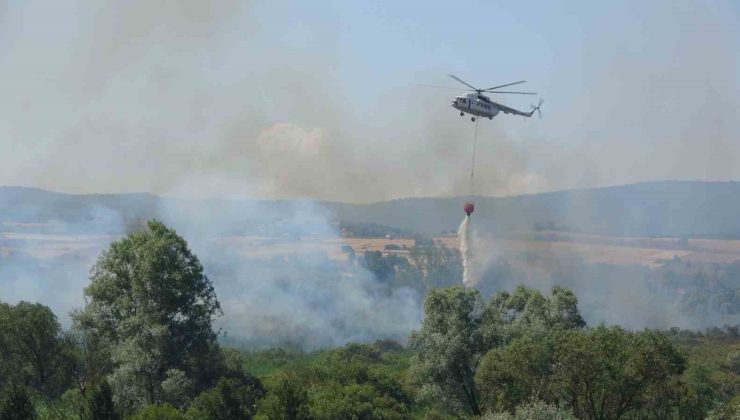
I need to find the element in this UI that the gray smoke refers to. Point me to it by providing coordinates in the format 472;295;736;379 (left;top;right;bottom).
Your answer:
0;193;423;348
154;195;422;349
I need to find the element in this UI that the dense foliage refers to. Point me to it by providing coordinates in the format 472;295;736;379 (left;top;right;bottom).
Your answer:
1;220;738;419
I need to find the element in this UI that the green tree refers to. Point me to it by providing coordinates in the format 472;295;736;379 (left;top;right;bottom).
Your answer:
706;396;740;420
677;365;719;419
362;251;398;283
476;335;557;413
80;380;119;420
308;383;407;420
32;388;83;420
0;302;73;397
160;369;194;410
129;404;185;420
481;399;575;420
409;287;490;416
259;372;311;420
72;220;222;412
301;343;410;420
474;286;586;414
0;303;13;390
0;384;36;420
408;245;461;289
14;302;73;396
486;285;585;342
411;285;585;416
186;377;264;420
552;326;686;419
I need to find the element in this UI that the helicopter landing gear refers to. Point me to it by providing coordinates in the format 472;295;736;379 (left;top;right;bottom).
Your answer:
460;112;464;117
471;117;476;122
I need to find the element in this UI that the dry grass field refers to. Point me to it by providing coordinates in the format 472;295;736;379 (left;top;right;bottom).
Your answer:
214;236;416;260
438;232;740;268
4;229;740;268
214;231;740;268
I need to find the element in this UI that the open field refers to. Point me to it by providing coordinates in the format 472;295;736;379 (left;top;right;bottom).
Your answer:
214;231;740;268
0;232;117;259
214;235;416;260
439;232;740;268
5;229;740;268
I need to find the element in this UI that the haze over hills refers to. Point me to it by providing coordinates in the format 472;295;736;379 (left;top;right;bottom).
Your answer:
2;181;740;238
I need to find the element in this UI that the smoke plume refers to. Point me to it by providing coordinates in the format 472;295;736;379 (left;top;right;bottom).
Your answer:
1;0;738;346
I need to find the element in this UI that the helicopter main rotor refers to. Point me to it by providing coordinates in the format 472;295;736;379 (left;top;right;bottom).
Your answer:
448;74;537;95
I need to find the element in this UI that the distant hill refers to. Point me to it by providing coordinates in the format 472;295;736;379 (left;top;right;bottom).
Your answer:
329;181;740;238
2;181;740;238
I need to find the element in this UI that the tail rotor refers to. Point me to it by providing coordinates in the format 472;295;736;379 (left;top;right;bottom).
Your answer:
530;99;544;119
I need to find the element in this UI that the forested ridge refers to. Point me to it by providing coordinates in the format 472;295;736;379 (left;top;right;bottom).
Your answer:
1;220;738;419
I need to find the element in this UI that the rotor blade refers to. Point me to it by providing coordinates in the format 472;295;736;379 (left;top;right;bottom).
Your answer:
448;75;478;91
485;80;526;90
484;91;538;95
416;84;466;91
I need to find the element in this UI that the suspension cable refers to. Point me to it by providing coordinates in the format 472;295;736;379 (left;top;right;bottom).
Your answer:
468;118;479;196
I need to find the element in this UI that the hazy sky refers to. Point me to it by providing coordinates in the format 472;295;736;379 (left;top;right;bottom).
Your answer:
1;0;738;202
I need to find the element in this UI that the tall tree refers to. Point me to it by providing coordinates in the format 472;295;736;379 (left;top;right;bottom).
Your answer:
409;287;490;416
485;285;585;342
410;285;585;416
9;302;71;395
553;326;686;419
72;220;222;412
476;334;558;413
0;301;73;397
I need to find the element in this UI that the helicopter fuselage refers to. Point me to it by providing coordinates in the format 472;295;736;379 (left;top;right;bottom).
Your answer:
451;92;500;120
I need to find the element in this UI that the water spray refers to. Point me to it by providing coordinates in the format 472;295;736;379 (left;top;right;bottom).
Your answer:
460;119;479;287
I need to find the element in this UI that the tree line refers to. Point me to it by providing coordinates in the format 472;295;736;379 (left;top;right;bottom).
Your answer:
0;220;738;419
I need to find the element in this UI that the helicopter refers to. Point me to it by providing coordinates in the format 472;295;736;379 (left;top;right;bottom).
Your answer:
423;75;543;122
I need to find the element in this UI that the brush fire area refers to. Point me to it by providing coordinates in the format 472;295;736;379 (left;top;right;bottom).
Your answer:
1;1;739;418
